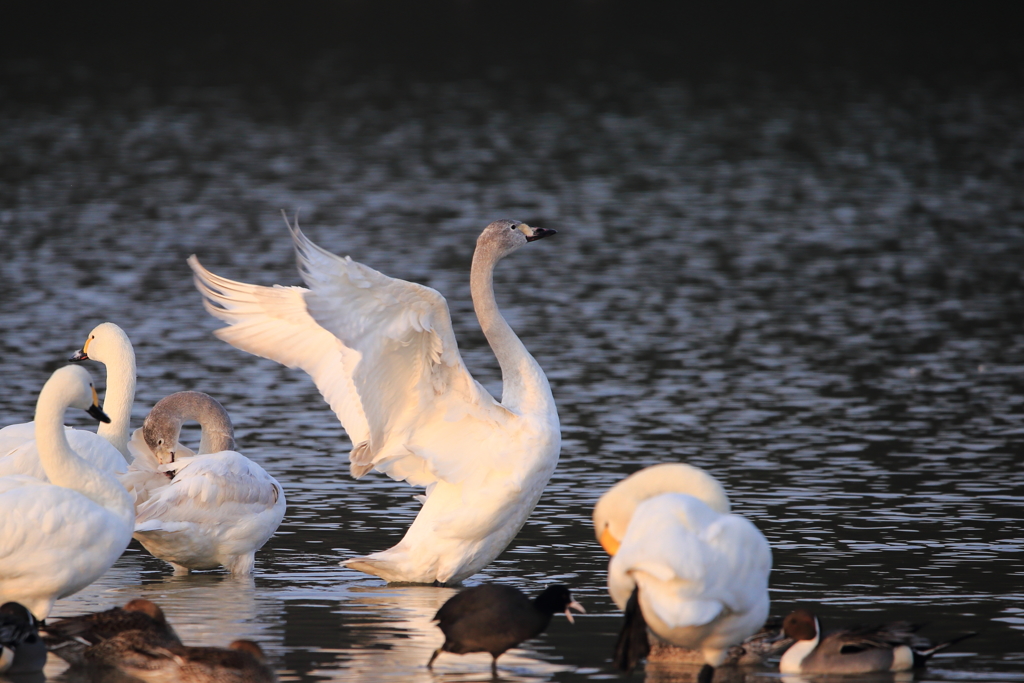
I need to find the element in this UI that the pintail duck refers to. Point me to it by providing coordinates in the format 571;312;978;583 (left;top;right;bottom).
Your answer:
779;608;977;674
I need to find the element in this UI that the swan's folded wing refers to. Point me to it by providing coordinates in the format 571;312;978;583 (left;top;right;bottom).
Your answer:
702;514;773;613
188;255;371;452
134;453;282;530
288;220;509;485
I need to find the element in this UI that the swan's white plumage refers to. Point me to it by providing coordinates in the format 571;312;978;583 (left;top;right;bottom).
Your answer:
190;224;508;487
596;465;771;668
188;217;559;584
609;494;772;664
0;322;136;480
0;366;134;619
187;267;373;464
121;402;285;576
0;424;127;480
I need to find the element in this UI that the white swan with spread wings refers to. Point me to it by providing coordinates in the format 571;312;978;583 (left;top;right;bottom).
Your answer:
187;217;559;584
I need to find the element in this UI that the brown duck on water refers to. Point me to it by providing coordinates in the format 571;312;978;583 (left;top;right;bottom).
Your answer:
42;598;181;667
109;639;277;683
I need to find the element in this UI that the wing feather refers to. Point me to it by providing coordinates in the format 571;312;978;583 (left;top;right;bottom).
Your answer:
133;452;281;529
189;216;508;488
187;255;370;453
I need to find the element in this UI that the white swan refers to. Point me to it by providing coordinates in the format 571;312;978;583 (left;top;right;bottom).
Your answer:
592;464;772;681
187;216;559;584
0;322;135;479
0;365;135;619
120;391;286;575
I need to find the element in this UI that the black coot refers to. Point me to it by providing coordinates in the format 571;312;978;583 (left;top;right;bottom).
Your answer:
428;584;584;674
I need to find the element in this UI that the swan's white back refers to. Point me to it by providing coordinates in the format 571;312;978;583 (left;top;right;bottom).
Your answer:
0;423;127;480
608;494;772;664
0;366;134;619
596;464;771;667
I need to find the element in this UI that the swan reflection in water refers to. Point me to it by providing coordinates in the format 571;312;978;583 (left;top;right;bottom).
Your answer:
316;584;575;682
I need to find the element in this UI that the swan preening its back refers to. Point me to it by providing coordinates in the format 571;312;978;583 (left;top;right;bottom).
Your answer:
121;391;286;575
593;464;772;678
188;217;559;584
0;365;135;619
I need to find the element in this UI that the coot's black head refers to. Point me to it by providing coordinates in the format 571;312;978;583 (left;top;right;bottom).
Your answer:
533;586;586;623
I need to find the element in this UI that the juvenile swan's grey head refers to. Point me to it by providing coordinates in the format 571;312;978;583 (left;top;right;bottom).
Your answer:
475;219;556;261
142;391;235;465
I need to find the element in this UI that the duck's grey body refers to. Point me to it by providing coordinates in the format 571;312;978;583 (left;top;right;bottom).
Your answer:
779;609;976;674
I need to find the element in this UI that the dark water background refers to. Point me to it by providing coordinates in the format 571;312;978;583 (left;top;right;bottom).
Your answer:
2;4;1023;681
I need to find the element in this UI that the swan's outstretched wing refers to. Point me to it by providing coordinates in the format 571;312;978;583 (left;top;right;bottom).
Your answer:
187;255;372;460
189;218;508;487
133;452;283;532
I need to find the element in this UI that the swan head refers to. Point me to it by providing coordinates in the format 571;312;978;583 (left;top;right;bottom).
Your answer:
141;393;189;465
36;365;111;424
69;322;131;364
141;414;181;466
477;219;556;260
592;463;730;555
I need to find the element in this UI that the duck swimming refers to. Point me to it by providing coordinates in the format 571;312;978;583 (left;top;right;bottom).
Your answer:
779;608;977;674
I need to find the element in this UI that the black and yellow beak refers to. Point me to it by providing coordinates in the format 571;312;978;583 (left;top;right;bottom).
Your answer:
70;335;92;362
521;225;557;242
87;386;111;423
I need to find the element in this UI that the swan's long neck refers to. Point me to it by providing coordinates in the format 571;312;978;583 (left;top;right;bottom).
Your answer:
149;392;236;454
470;248;553;414
97;342;136;462
34;387;134;524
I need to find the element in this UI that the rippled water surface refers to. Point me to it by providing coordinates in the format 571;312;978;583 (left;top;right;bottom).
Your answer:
2;55;1023;682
